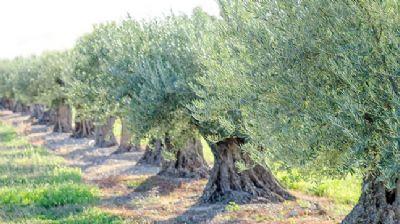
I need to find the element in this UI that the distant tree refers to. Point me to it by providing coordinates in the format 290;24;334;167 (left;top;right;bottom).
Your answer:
70;23;120;145
100;19;147;153
37;51;74;132
0;51;73;130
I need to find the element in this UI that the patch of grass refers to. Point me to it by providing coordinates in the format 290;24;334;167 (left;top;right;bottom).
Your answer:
275;169;361;205
200;136;214;165
58;208;123;224
0;167;82;187
113;118;122;139
0;122;123;223
0;124;29;147
0;183;98;207
225;202;241;212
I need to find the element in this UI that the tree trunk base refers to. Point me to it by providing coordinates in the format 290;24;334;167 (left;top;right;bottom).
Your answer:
139;139;164;166
113;145;141;154
30;104;45;122
201;138;294;204
158;138;209;179
53;104;73;133
342;177;400;224
12;101;23;113
72;120;94;138
38;109;56;125
94;116;118;148
1;99;15;111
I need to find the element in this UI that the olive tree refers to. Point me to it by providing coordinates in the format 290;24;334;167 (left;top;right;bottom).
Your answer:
99;19;148;153
122;10;215;178
70;23;121;145
36;51;74;132
212;0;399;222
188;2;295;203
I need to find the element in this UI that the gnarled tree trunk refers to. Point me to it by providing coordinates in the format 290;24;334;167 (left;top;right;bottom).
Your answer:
30;104;45;121
21;104;30;115
53;103;73;133
94;116;118;148
12;101;23;113
113;118;138;154
3;98;15;110
159;138;209;178
72;119;94;138
139;139;164;166
38;109;56;125
0;98;5;109
342;177;400;224
201;137;294;204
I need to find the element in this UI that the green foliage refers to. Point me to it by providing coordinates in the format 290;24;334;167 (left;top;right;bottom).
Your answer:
0;51;73;108
119;10;218;147
259;0;399;186
69;22;123;123
191;0;400;188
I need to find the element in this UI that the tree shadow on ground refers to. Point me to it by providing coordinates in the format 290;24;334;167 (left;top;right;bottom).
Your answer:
156;200;225;224
133;175;188;196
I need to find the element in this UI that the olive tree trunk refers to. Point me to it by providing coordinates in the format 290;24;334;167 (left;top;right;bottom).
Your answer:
113;118;138;154
53;103;73;133
342;178;400;224
38;109;56;125
0;98;6;109
21;104;30;115
30;104;45;121
201;137;294;204
94;116;118;148
72;119;94;138
158;138;209;178
12;101;23;113
6;99;15;111
139;139;164;166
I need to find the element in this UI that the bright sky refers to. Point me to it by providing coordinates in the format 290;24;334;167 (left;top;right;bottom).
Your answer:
0;0;220;59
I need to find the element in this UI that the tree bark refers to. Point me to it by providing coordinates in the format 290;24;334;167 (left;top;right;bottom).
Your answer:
94;116;118;148
53;103;73;133
158;138;209;178
201;137;294;204
38;109;56;125
139;139;164;166
72;119;94;138
21;104;30;115
0;98;5;109
342;177;400;224
3;98;15;110
113;118;138;154
12;101;23;113
30;104;45;121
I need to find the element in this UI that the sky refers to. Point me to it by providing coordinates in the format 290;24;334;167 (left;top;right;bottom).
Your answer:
0;0;220;59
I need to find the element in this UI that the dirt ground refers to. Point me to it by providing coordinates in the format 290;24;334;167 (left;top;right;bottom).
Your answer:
0;111;346;224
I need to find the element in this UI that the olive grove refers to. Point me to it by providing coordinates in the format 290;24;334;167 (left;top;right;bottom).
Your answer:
0;1;398;223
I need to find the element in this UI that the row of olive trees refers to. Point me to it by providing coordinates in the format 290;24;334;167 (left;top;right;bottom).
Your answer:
0;1;398;223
